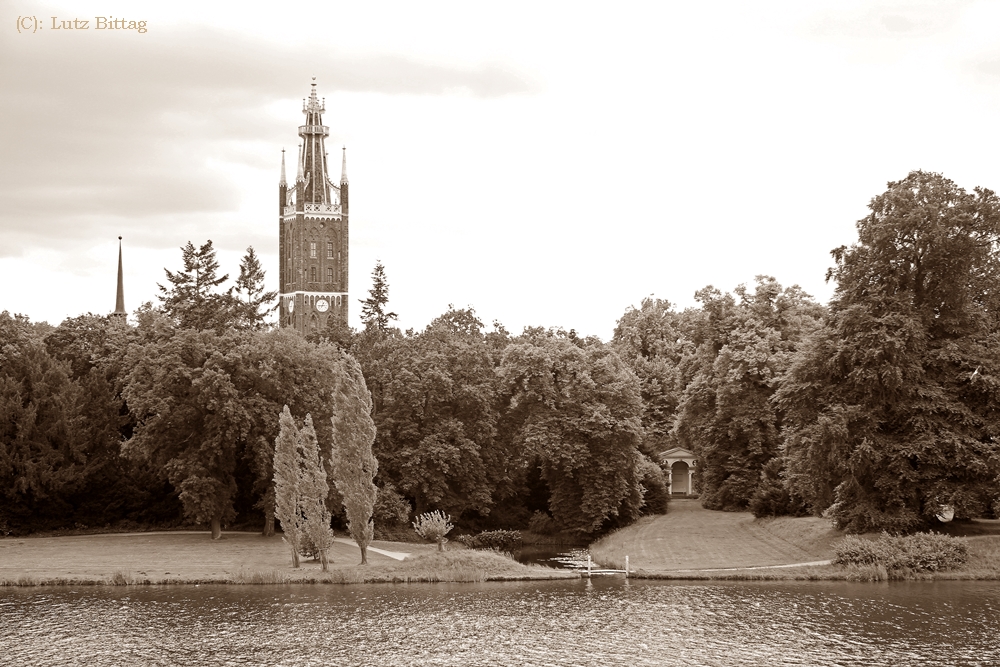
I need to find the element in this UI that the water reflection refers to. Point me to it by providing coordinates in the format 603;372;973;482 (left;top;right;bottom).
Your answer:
2;580;998;666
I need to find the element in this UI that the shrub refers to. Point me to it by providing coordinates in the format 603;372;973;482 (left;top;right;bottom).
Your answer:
637;456;670;515
834;532;969;572
749;459;808;518
457;529;523;553
528;511;559;535
373;483;411;526
412;510;454;551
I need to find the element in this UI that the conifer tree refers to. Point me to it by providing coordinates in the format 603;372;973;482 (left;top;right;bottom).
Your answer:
158;240;236;330
299;414;335;571
234;246;277;330
359;260;398;334
331;353;379;564
273;405;303;567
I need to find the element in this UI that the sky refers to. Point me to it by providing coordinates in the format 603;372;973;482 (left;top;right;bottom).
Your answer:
4;0;1000;339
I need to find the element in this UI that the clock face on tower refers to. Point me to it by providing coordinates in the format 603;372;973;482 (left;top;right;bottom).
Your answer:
315;299;329;312
288;299;294;314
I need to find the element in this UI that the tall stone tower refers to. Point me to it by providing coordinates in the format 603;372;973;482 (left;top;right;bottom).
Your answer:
279;79;349;334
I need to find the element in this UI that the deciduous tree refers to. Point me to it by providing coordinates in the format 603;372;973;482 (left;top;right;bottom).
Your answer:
778;171;1000;532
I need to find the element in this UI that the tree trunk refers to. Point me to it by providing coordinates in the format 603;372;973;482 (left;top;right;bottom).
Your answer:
437;539;444;552
360;545;368;565
319;548;329;572
290;542;300;568
262;509;275;537
211;516;222;540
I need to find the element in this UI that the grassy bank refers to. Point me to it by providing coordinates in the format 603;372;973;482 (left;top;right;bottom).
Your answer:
590;499;1000;581
0;531;576;586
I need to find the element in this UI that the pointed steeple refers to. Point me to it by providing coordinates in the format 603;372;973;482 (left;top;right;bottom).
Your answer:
279;148;287;187
341;146;348;185
298;77;331;204
296;142;304;183
112;237;126;323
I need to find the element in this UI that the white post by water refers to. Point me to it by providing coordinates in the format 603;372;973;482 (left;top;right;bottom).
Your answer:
587;554;592;578
625;555;629;578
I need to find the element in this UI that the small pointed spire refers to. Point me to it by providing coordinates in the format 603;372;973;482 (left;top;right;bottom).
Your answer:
341;146;348;184
296;143;304;183
279;148;287;186
113;236;126;317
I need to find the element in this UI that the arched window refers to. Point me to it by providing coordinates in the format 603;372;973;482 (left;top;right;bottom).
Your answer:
310;267;317;282
327;242;333;258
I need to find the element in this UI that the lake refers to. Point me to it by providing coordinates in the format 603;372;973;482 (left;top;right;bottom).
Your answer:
2;579;998;666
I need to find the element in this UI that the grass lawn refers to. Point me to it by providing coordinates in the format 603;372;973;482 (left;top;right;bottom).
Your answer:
0;531;577;586
589;499;1000;581
590;499;840;572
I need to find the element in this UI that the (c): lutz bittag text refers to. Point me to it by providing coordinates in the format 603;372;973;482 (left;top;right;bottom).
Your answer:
16;16;148;33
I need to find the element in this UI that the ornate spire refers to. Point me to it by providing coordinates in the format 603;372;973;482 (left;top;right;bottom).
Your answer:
112;236;126;320
298;78;331;204
341;146;348;185
279;148;287;186
296;142;304;183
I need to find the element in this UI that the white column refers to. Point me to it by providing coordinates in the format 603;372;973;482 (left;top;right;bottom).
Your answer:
688;467;694;495
667;463;673;494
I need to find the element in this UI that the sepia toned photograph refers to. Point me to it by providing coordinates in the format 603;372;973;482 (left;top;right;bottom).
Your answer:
2;1;1000;664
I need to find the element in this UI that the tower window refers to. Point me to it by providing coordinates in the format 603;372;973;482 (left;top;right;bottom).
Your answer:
326;267;333;282
327;242;333;258
310;267;317;282
310;242;317;258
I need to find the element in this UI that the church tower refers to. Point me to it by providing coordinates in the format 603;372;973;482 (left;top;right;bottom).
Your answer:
110;236;127;327
279;79;349;334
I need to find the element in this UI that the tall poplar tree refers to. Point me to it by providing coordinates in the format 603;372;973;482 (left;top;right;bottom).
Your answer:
299;414;334;571
331;353;378;565
359;260;398;334
272;405;303;567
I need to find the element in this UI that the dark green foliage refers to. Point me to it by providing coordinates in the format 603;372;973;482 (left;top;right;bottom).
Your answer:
359;260;398;334
372;482;412;526
457;529;523;552
527;511;559;535
233;246;277;330
637;456;670;515
499;330;645;534
363;308;506;518
672;278;824;511
749;458;808;518
779;171;1000;532
158;240;237;331
834;532;969;572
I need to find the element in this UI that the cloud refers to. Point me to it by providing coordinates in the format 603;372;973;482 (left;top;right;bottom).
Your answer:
0;26;535;257
807;1;973;40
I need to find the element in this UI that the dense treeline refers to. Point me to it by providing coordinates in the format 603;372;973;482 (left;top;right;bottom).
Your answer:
3;171;999;536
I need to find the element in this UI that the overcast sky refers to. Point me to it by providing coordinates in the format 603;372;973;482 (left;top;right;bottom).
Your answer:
5;0;1000;338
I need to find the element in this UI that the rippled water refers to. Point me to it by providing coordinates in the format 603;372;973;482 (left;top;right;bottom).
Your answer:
2;580;998;666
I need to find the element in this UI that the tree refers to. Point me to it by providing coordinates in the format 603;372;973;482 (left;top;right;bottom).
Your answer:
330;353;379;564
299;414;334;571
158;240;236;330
234;246;277;330
272;406;304;567
0;312;87;530
499;330;645;534
359;260;398;334
671;278;824;511
778;171;1000;532
368;308;505;519
412;510;454;551
122;327;252;539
